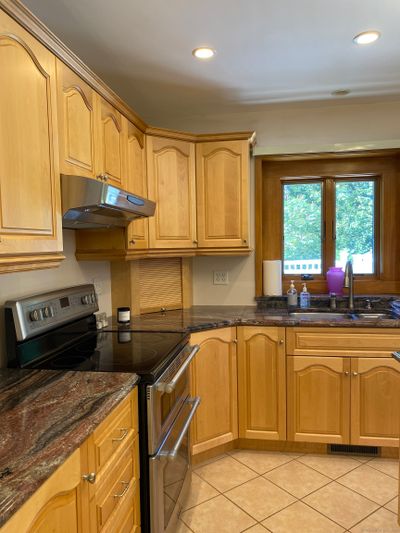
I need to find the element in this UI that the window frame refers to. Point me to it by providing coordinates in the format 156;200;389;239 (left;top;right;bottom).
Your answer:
281;173;380;282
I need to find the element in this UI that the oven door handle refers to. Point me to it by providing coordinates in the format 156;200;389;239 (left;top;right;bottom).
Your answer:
156;345;200;393
160;396;201;462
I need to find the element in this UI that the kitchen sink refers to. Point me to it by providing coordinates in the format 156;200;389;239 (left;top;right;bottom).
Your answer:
289;311;396;320
289;312;351;320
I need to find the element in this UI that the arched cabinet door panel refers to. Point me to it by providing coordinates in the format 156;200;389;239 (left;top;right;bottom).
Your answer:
196;140;249;248
0;11;62;263
351;357;400;446
95;95;126;189
56;59;95;178
287;356;351;444
125;120;148;250
146;136;197;249
238;327;286;440
190;327;238;455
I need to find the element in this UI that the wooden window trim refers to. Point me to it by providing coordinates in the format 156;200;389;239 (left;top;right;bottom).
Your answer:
255;152;400;296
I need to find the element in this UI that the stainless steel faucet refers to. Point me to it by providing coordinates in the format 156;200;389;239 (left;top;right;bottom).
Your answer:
344;260;354;311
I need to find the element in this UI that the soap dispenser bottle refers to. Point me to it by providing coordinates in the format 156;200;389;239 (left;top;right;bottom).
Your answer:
300;283;311;309
287;280;298;307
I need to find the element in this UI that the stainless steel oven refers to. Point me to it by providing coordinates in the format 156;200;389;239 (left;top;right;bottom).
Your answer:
147;344;200;532
147;344;199;455
150;396;200;533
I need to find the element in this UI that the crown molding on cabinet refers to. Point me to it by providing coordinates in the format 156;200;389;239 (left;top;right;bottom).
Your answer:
0;0;147;132
0;0;256;145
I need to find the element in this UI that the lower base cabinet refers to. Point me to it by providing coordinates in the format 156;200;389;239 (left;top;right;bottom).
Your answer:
287;356;400;446
238;327;286;440
190;327;238;455
1;389;140;533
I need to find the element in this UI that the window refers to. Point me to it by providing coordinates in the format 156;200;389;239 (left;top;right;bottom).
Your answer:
283;177;377;276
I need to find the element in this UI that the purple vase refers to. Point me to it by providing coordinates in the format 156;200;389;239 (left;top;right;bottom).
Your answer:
326;267;345;295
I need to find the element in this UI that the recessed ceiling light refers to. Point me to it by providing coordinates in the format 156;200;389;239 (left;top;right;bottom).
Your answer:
353;31;380;45
192;47;215;60
331;89;351;96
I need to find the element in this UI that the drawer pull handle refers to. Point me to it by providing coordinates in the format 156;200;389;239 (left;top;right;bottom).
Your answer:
82;472;96;484
114;481;130;498
112;428;128;442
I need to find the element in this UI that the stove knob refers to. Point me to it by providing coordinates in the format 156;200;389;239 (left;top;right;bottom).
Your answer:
81;295;89;305
90;293;96;304
30;309;41;322
43;306;54;318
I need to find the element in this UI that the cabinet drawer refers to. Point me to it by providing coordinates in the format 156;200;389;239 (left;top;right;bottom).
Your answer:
286;328;400;357
94;436;139;531
92;390;138;472
102;486;140;533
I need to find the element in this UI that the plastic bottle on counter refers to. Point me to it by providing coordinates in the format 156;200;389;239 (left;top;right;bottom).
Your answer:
300;283;311;309
287;280;298;307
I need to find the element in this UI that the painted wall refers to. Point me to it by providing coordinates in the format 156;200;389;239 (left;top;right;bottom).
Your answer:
0;231;111;367
184;98;400;305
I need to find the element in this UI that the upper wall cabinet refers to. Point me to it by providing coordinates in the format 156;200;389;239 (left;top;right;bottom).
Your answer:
196;140;249;248
95;95;126;189
56;60;96;178
125;120;148;250
0;11;63;272
146;136;197;249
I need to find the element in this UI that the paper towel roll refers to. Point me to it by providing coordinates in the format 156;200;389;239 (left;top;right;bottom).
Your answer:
263;260;282;296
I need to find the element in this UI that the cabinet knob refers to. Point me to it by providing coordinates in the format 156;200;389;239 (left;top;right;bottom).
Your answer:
352;371;359;377
193;240;198;244
83;472;96;484
129;239;136;245
232;339;238;344
278;339;284;345
103;174;109;182
243;239;247;244
344;371;350;376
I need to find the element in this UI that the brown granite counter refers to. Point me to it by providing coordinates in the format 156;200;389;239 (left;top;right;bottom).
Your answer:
0;368;138;528
110;305;400;333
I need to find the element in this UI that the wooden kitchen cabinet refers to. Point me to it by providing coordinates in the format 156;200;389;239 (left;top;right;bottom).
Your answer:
190;328;238;455
94;95;126;188
56;60;96;178
351;358;400;447
196;140;249;248
146;136;197;249
238;327;286;440
287;356;351;444
0;390;140;533
0;449;82;533
125;120;149;250
0;10;63;272
83;389;140;533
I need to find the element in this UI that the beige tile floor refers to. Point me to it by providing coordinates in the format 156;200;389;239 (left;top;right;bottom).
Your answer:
175;450;400;533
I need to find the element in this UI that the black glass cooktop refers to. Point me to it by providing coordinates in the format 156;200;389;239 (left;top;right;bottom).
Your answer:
15;318;189;382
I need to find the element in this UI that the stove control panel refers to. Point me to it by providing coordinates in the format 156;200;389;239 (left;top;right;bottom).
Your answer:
6;284;99;341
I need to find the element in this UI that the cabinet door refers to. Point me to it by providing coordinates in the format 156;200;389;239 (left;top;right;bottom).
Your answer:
287;356;351;444
196;140;249;248
125;120;148;250
95;95;126;188
190;328;238;455
238;327;286;440
0;12;62;260
56;60;96;178
146;136;196;248
351;358;400;447
1;450;81;533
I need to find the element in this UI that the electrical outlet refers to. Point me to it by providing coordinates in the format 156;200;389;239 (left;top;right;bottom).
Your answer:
213;271;229;285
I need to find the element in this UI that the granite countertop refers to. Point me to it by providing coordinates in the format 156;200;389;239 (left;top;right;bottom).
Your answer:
112;305;400;333
0;368;139;528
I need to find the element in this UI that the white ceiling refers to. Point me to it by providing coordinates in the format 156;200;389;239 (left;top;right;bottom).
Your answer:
24;0;400;126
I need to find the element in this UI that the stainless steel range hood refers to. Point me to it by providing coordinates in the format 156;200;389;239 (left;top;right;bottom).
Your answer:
61;175;155;229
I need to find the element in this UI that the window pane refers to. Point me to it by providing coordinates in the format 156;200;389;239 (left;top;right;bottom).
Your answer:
283;182;322;274
335;180;375;274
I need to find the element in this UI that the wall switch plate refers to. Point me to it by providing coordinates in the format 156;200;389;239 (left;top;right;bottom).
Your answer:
213;271;229;285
